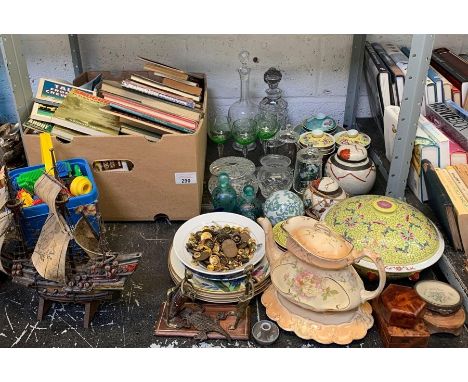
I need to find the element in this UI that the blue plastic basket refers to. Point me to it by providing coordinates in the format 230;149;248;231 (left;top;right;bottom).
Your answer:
9;158;99;248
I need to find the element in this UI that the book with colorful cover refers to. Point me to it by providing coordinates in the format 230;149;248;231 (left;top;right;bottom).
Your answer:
51;89;120;136
35;78;94;105
102;80;201;121
102;91;198;131
431;48;468;107
30;102;57;123
130;74;201;102
426;102;468;152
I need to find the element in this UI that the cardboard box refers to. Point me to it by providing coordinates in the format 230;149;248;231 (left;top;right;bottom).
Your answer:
22;71;207;221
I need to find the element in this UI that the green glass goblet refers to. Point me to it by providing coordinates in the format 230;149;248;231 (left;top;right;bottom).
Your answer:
208;116;231;158
231;119;257;158
256;114;280;155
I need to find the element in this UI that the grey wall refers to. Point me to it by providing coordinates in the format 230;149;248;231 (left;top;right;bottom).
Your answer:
1;34;467;125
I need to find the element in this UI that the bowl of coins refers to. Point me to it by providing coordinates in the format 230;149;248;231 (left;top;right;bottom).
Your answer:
173;212;265;279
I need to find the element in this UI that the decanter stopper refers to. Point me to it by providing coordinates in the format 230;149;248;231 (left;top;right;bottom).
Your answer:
236;185;262;221
211;173;237;212
264;67;282;89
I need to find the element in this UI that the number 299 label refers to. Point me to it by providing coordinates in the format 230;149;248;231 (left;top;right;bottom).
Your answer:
175;172;197;185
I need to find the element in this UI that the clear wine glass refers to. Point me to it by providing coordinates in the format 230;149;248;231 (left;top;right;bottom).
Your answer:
208;116;231;158
256;113;280;155
231;119;257;158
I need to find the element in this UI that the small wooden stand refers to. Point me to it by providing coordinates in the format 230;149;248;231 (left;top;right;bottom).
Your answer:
154;302;251;340
37;296;101;328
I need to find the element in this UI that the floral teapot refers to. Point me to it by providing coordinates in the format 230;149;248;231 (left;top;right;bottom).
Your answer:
257;216;386;313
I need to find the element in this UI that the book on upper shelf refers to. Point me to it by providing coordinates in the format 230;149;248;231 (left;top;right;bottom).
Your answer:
371;43;403;106
426;102;468;153
421;160;463;251
102;91;199;132
137;56;204;84
35;78;94;105
401;46;443;103
431;48;468;108
384;105;439;202
130;74;201;103
434;167;468;254
101;80;202;121
119;123;161;142
30;102;57;123
100;106;191;136
51;89;120;136
381;43;435;114
363;41;392;131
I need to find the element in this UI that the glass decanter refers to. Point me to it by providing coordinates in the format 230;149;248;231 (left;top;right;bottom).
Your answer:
228;50;258;152
236;185;262;221
211;172;237;212
259;67;288;129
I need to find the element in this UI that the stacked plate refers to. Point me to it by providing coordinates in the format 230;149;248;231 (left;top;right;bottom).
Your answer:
298;129;336;161
334;129;371;150
169;212;271;303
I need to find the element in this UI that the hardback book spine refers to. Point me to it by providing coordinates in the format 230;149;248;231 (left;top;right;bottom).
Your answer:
435;168;468;214
103;92;198;130
121;80;196;109
422;160;463;250
426;103;468;152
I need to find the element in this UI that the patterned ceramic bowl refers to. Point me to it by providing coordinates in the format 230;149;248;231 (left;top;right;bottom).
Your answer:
263;190;305;226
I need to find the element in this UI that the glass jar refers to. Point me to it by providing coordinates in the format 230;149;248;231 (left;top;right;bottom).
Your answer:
267;124;299;163
208;156;259;196
293;147;323;194
257;154;294;198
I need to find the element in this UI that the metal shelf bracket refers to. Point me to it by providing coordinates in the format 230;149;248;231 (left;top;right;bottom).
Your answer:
385;34;435;199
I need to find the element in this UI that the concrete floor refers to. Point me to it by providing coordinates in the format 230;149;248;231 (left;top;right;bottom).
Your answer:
1;220;467;348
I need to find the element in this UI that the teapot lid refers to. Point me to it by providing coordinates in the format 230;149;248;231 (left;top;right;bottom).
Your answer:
282;216;353;262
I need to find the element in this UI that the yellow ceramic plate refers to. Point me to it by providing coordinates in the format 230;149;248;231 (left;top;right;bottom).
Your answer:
273;221;288;249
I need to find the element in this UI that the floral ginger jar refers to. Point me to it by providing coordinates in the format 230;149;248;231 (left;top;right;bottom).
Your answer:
325;144;376;195
303;177;347;218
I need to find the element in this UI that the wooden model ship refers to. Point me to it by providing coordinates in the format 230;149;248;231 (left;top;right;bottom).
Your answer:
0;164;141;304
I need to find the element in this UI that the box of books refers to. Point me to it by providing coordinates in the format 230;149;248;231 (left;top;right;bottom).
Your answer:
21;61;207;222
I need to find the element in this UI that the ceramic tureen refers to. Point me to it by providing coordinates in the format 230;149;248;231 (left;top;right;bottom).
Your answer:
321;195;445;279
257;216;386;313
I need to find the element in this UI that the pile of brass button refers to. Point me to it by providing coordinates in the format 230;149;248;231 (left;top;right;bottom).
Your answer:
186;225;257;272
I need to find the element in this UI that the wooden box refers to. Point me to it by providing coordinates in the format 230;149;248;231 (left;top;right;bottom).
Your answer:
22;71;207;222
372;298;430;348
380;284;426;329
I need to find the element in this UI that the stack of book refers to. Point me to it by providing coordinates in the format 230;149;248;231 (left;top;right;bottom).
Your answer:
365;43;468;131
100;57;205;139
422;159;468;255
23;58;205;141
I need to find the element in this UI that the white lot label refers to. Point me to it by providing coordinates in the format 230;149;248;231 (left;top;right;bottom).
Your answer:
175;172;197;185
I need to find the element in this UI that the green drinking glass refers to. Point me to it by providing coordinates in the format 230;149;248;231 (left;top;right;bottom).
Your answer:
231;119;257;158
256;114;280;155
208;116;231;157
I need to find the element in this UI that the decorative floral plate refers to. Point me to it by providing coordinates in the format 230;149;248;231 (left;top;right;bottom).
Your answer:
321;195;444;276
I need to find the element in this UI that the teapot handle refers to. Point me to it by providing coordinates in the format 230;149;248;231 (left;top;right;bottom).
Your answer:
353;249;386;304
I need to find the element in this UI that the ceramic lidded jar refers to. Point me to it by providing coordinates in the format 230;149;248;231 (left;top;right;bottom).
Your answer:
257;216;386;313
303;177;347;218
304;113;337;134
334;129;371;149
325;144;376;195
263;190;304;226
321;195;445;279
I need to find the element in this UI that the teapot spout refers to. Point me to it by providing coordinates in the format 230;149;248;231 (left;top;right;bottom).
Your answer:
257;217;283;267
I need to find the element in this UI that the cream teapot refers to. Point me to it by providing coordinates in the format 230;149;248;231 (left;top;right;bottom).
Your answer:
257;216;386;313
